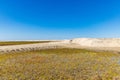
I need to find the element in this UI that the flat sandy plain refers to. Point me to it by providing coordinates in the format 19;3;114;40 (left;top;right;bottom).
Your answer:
0;38;120;80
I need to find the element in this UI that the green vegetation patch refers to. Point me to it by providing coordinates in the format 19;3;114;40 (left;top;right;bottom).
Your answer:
0;41;52;46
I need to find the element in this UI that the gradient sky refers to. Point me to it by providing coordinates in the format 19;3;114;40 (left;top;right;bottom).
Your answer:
0;0;120;40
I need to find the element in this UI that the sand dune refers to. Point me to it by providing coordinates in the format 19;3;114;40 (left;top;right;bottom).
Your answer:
1;38;120;53
71;38;120;47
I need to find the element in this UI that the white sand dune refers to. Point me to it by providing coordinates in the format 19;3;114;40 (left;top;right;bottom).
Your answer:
71;38;120;47
1;38;120;53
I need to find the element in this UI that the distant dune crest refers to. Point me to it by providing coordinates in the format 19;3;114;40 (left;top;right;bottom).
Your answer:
70;38;120;47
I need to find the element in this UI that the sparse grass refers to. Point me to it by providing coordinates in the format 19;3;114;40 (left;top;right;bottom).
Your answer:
0;41;52;46
0;48;120;80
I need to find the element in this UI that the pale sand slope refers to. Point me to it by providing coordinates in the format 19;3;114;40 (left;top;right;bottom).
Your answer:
1;38;120;53
71;38;120;47
70;38;120;52
0;41;69;53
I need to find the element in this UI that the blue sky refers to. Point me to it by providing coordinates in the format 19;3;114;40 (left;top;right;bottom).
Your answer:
0;0;120;40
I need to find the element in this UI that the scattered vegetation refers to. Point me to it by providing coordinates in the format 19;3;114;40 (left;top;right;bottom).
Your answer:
0;41;52;46
0;48;120;80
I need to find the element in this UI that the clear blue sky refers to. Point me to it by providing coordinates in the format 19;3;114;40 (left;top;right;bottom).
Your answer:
0;0;120;40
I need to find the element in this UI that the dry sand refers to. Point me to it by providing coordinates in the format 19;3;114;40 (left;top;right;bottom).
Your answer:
1;38;120;53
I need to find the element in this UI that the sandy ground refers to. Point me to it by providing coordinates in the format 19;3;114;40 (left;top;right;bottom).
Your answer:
1;38;120;53
0;42;66;53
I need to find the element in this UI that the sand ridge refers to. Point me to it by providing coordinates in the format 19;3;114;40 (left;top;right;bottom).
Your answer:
1;38;120;53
